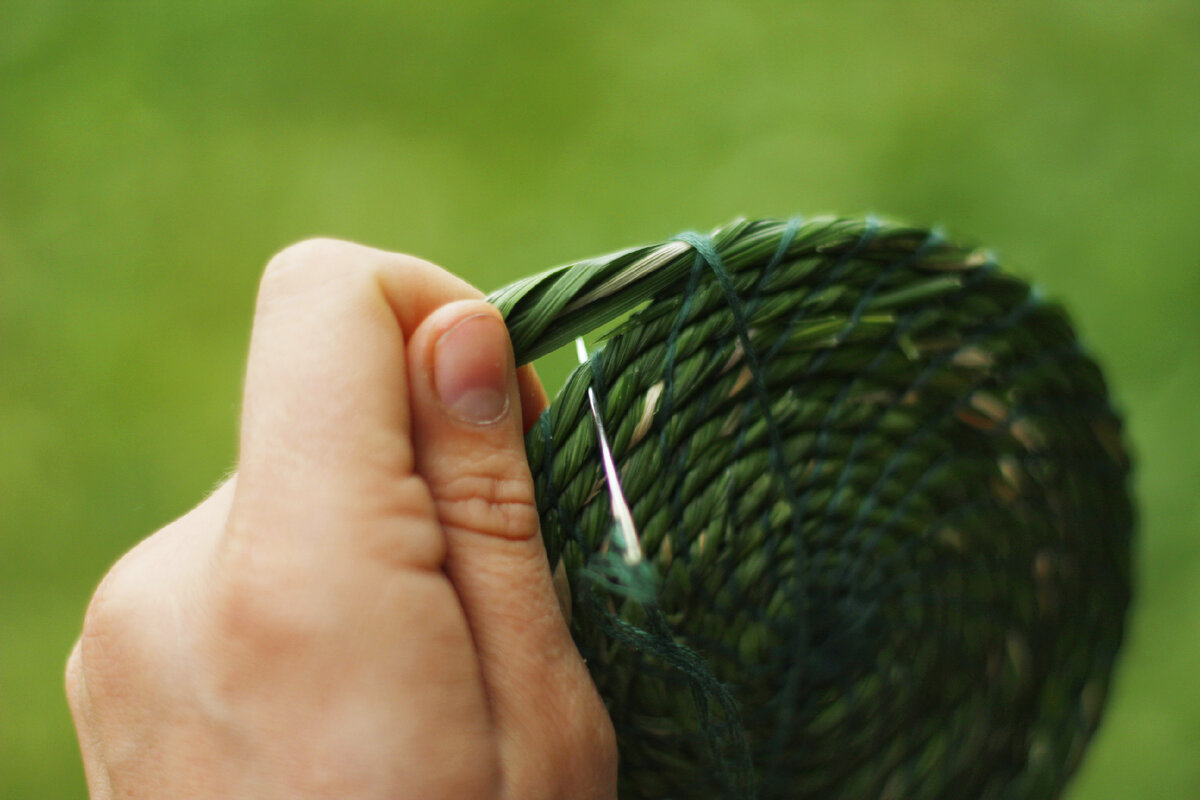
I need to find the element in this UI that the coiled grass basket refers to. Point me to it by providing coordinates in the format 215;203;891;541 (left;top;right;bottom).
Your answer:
487;217;1133;800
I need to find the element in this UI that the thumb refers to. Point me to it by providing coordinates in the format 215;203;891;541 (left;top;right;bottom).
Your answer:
406;300;617;798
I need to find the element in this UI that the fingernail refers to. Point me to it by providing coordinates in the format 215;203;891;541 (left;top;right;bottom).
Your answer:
434;313;512;425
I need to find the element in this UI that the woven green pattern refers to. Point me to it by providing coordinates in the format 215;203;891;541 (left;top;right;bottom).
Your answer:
488;217;1133;800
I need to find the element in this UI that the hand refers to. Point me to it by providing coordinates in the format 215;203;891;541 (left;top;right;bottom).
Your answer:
65;240;617;799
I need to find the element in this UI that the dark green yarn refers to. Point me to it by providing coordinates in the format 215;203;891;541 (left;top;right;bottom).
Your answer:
487;217;1133;800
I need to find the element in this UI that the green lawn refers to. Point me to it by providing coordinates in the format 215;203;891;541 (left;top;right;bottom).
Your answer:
3;2;1198;797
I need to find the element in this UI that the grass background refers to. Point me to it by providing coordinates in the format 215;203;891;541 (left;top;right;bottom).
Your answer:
2;1;1198;796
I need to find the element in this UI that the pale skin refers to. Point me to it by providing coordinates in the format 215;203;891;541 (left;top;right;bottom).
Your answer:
65;240;618;799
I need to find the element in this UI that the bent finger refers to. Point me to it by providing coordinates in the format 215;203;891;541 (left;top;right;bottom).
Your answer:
230;239;480;571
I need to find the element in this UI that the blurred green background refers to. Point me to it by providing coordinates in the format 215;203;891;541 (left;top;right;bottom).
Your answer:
2;1;1198;797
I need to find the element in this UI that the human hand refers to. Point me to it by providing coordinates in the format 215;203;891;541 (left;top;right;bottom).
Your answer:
65;241;617;799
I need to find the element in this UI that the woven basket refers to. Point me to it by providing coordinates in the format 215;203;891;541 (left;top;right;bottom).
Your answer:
488;217;1133;800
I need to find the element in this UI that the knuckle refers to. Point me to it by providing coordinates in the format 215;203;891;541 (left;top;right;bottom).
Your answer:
590;703;620;775
212;587;301;654
565;690;619;796
207;545;324;657
64;641;86;713
205;586;316;683
78;560;138;665
258;238;360;307
359;474;449;570
73;549;166;698
434;470;540;541
224;473;447;574
263;237;351;280
258;238;433;308
507;687;618;800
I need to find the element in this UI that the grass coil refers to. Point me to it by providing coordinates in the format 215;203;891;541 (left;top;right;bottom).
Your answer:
487;217;1133;800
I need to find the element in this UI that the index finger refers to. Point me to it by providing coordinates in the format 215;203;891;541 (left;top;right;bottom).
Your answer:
231;239;482;566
